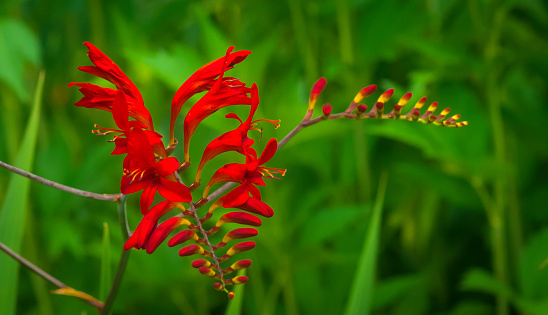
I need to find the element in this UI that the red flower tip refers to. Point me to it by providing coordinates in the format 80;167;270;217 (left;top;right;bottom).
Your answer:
168;230;198;247
226;241;256;256
229;276;248;285
192;259;211;268
222;227;259;243
308;77;327;111
178;244;205;257
213;282;223;291
375;102;384;117
354;85;377;103
228;291;235;299
216;212;262;227
377;88;395;103
398;92;413;106
199;267;216;277
322;103;332;117
356;104;368;115
414;97;427;110
231;259;252;270
426;101;438;113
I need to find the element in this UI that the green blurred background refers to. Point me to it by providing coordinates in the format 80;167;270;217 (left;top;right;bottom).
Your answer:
1;0;547;314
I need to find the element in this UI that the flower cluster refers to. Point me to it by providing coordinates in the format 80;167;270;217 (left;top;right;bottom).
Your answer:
71;42;284;298
307;77;469;127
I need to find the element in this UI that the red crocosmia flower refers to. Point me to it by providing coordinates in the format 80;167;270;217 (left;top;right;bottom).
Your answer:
194;83;281;184
220;185;274;218
193;83;259;183
181;58;252;165
69;42;154;130
123;201;186;251
169;46;251;145
202;138;286;202
121;128;191;213
92;90;163;155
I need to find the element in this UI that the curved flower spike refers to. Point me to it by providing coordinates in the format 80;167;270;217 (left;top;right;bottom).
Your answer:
170;46;251;145
347;86;469;128
70;42;154;130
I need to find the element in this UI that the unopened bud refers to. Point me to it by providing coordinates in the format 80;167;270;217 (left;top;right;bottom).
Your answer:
309;77;327;110
322;103;332;119
356;104;368;115
377;88;394;103
353;85;377;103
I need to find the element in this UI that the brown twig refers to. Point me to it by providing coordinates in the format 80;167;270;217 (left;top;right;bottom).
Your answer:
0;160;121;201
0;241;104;312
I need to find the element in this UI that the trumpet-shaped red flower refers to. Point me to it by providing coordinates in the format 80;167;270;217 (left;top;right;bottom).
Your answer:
92;90;163;155
123;201;189;251
194;83;279;183
181;48;253;164
69;42;154;130
202;138;286;203
169;46;251;145
121;128;192;213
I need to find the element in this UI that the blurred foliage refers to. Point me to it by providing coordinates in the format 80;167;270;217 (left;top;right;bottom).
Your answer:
0;0;547;314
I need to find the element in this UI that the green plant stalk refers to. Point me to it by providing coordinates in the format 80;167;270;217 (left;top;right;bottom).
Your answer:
0;91;20;162
335;0;354;66
344;172;388;315
99;222;111;301
225;269;246;315
485;6;510;315
23;213;54;315
286;0;318;83
101;195;130;315
0;71;44;315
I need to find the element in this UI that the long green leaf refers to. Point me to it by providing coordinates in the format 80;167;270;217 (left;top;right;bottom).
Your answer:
344;172;388;315
99;222;111;301
0;71;44;315
225;270;246;315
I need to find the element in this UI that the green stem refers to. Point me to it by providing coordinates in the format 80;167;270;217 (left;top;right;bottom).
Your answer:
484;5;510;315
101;195;130;315
287;0;318;83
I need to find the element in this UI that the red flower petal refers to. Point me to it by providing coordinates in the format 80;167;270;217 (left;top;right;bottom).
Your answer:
257;139;278;165
157;178;192;202
216;212;262;227
169;47;251;144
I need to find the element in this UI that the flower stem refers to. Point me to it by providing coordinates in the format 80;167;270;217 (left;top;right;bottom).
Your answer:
101;195;130;315
0;160;121;202
0;241;104;312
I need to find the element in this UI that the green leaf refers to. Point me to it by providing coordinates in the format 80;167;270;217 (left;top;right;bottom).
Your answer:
344;172;388;315
460;268;514;299
194;5;229;61
225;270;246;315
0;19;40;101
299;206;364;248
99;222;111;301
0;71;44;315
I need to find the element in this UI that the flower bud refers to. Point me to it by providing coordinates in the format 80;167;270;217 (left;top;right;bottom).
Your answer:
322;103;332;119
309;77;327;111
353;85;377;103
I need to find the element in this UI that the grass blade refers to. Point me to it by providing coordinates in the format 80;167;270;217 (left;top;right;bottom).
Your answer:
225;270;246;315
0;71;44;315
99;222;111;301
344;172;388;315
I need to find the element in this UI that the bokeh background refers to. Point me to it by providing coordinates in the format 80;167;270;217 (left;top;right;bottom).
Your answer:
1;0;547;314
